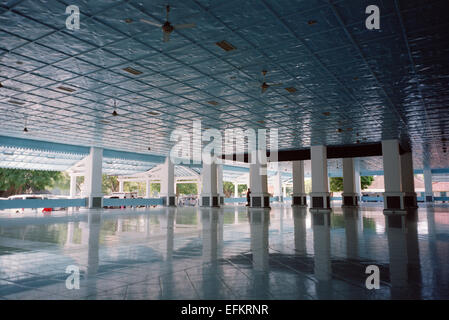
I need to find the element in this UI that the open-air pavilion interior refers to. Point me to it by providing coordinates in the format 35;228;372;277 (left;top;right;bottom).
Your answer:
0;0;448;300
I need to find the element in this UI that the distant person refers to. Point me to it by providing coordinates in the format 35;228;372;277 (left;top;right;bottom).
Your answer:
246;188;251;207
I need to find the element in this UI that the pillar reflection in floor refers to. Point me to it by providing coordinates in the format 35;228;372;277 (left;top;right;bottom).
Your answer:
312;211;331;281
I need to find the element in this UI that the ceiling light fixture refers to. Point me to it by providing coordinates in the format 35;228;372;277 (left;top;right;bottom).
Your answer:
57;86;76;93
112;100;118;117
23;116;28;133
9;100;25;105
123;67;143;75
216;40;236;52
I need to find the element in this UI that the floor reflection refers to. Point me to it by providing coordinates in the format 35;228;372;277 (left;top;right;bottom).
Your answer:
0;203;448;300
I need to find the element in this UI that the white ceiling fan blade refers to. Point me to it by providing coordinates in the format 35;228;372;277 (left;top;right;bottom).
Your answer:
269;83;283;87
174;23;196;30
140;19;162;27
163;31;170;42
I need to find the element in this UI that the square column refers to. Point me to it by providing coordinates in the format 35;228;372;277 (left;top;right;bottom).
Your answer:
201;159;220;207
118;180;124;193
424;168;434;202
382;140;406;214
273;166;283;202
160;158;176;206
84;147;103;208
310;145;331;213
217;164;224;205
342;158;359;207
249;154;270;208
401;152;417;208
234;182;239;198
354;159;362;195
69;174;77;199
292;160;307;207
145;179;151;198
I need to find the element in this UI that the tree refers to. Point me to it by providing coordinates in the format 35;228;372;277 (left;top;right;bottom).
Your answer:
329;177;344;192
176;183;197;195
361;176;374;190
329;176;374;192
0;168;63;197
238;184;248;196
102;175;119;195
223;181;234;197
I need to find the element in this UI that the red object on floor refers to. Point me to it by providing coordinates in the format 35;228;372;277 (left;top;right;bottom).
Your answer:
42;208;52;215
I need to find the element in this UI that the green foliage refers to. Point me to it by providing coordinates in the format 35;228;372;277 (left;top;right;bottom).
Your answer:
330;177;344;192
238;184;248;195
223;181;234;197
0;168;63;196
102;175;119;195
176;183;197;195
329;176;374;192
361;176;374;190
151;183;160;194
124;181;146;196
222;182;248;197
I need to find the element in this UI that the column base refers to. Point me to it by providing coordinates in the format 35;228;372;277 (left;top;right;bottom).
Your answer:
425;195;434;202
219;195;224;205
201;194;220;207
273;195;284;202
161;195;176;207
383;192;406;213
292;193;307;207
341;193;359;207
403;192;418;209
250;193;270;208
309;192;331;212
87;196;103;209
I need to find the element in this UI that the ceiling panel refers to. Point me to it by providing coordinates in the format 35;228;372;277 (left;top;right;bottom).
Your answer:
0;0;447;170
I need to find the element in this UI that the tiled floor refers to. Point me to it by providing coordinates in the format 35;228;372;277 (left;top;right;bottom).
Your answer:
0;203;448;300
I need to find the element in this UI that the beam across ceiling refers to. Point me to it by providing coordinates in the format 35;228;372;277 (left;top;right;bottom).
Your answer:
222;142;409;163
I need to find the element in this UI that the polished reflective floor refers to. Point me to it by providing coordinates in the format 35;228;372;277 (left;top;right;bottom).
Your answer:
0;203;448;300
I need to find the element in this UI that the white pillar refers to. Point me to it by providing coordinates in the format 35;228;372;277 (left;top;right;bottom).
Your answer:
249;154;270;208
293;207;307;255
354;158;361;195
312;212;331;280
310;145;331;212
69;175;77;199
282;185;287;198
234;182;239;198
201;210;218;262
342;158;359;207
119;180;124;193
145;179;151;198
343;208;360;259
273;166;283;202
200;159;219;207
424;168;433;202
249;211;269;271
292;160;307;206
401;152;417;208
217;164;224;205
84;147;103;208
382;140;405;213
160;158;176;206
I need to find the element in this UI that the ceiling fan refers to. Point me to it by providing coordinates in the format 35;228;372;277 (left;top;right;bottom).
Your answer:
140;5;196;42
259;70;282;94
